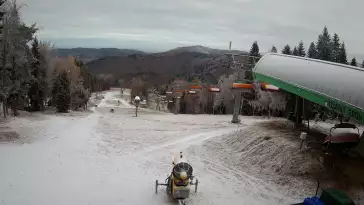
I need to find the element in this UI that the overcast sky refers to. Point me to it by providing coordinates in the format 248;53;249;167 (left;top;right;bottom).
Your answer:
18;0;362;59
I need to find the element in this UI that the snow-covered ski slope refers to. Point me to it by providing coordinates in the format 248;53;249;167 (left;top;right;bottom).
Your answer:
0;89;296;205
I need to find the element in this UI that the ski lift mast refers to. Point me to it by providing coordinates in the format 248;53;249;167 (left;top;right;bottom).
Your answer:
226;41;259;123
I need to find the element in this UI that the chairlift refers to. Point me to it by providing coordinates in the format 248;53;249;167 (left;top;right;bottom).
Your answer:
323;122;361;152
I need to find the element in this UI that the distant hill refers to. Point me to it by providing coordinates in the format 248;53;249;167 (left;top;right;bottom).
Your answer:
86;46;248;86
164;45;246;56
54;48;146;62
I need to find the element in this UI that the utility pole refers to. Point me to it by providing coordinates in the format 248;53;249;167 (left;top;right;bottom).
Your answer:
229;42;258;124
230;41;241;124
134;96;140;117
173;85;181;115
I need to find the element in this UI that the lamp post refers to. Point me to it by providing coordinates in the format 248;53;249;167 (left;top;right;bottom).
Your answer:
134;96;140;117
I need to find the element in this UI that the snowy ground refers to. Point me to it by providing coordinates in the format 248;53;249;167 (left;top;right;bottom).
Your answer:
0;89;304;205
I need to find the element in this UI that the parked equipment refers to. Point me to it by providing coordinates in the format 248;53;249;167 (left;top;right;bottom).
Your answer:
155;152;198;205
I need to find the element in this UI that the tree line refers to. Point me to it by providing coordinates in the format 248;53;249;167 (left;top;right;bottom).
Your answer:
247;26;362;121
272;26;360;67
0;0;109;117
205;26;361;119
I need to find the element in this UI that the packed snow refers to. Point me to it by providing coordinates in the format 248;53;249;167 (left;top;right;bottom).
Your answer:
0;89;314;205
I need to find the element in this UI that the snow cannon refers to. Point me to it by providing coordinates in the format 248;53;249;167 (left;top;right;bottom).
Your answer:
155;152;198;205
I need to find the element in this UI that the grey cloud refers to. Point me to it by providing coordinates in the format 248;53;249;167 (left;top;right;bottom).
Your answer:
18;0;364;59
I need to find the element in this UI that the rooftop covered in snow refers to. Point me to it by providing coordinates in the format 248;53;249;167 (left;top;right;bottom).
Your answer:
253;53;364;124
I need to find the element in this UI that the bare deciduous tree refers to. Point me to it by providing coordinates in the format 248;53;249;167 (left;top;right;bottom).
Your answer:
118;79;125;94
50;56;90;110
213;73;237;114
130;77;148;103
249;82;286;117
39;41;55;102
169;79;189;91
199;84;213;114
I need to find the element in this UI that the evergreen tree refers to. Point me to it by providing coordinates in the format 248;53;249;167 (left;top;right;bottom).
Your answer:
362;60;364;68
270;45;277;53
316;26;332;61
7;55;24;116
331;33;341;63
350;57;357;66
338;42;348;64
292;47;299;56
307;42;318;59
282;44;292;55
51;69;59;105
1;1;37;116
55;70;71;112
249;41;261;59
28;37;47;111
0;0;11;117
297;41;306;57
0;0;5;21
0;0;6;63
247;41;260;80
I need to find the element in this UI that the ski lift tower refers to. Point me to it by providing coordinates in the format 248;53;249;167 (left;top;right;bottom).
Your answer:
226;41;259;123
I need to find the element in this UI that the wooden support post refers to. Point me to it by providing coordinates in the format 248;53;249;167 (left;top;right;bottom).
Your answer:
295;96;303;128
303;98;310;133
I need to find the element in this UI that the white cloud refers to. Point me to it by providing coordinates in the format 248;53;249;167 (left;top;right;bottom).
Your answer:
17;0;364;58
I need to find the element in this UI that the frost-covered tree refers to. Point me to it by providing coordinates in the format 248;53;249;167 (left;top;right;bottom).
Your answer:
316;26;332;61
297;41;306;57
53;56;91;110
307;42;318;59
292;46;299;56
249;82;286;117
75;58;98;100
213;73;237;114
0;1;37;116
331;33;341;63
0;1;98;115
55;70;70;112
130;76;148;101
270;45;277;53
0;0;5;21
70;71;88;110
28;37;47;111
0;1;7;107
118;79;125;94
199;84;213;114
350;57;357;67
39;41;55;102
282;45;292;55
